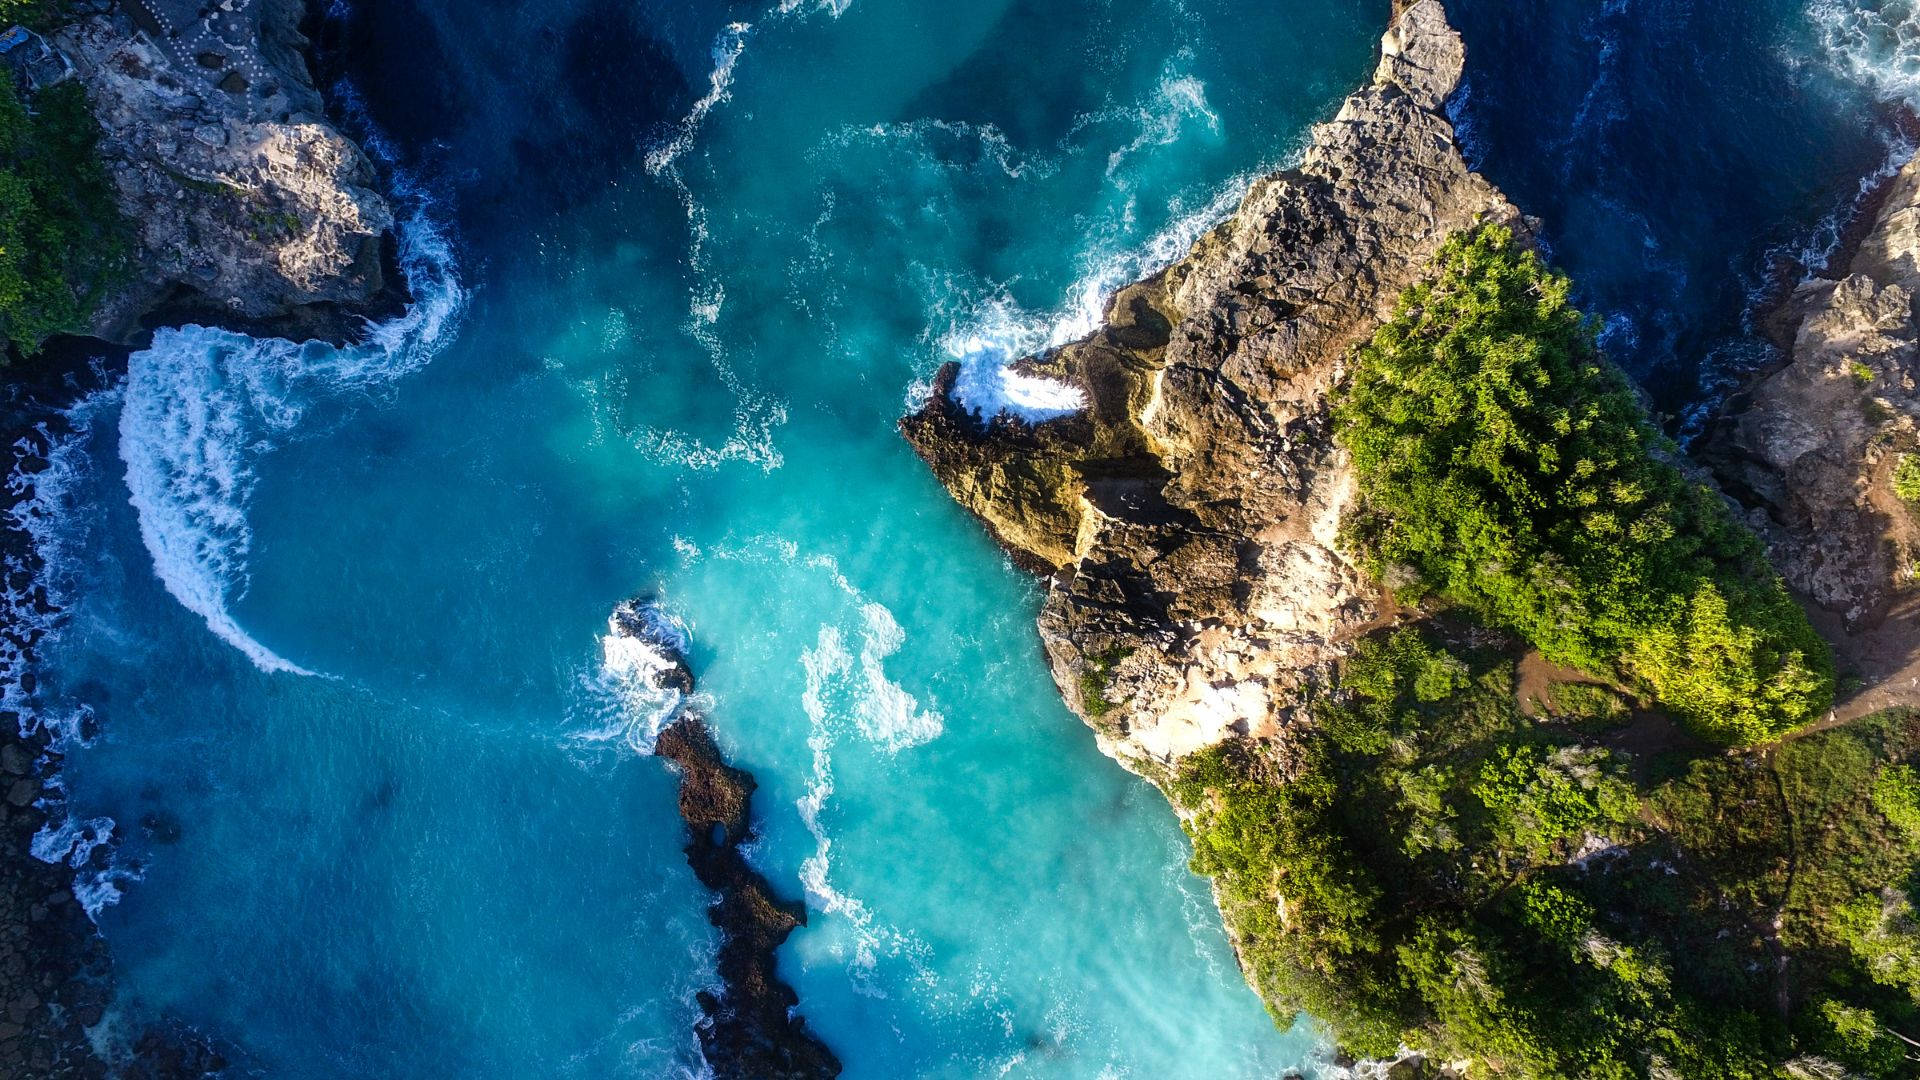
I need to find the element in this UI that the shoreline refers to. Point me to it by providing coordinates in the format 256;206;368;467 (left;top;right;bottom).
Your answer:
0;0;419;1073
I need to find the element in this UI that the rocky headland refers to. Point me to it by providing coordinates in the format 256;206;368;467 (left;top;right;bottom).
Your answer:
906;0;1920;1074
1705;152;1920;722
607;601;841;1080
904;0;1522;777
53;0;403;345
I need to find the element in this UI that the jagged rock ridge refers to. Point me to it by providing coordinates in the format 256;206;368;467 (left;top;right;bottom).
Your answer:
607;600;841;1080
902;0;1523;774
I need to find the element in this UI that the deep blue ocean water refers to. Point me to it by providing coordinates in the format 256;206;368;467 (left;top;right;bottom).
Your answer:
9;1;1909;1077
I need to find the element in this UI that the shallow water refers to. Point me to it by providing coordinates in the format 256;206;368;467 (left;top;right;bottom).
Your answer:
14;0;1908;1077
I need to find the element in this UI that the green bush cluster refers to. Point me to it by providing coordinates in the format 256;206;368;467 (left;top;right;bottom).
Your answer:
0;75;126;354
1893;453;1920;504
1175;627;1920;1077
1333;226;1832;745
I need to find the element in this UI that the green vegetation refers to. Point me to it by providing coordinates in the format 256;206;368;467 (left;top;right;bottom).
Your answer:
1076;648;1126;719
1853;360;1878;385
0;75;127;354
1542;679;1631;728
1894;453;1920;504
1175;627;1920;1078
1334;226;1831;746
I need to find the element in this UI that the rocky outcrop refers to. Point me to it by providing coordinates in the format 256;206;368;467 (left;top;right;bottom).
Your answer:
1705;152;1920;719
901;0;1522;774
54;0;400;344
607;601;841;1080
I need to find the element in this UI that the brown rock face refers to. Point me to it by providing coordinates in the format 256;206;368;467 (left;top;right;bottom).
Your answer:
55;0;400;344
901;0;1522;773
609;600;840;1080
1704;152;1920;719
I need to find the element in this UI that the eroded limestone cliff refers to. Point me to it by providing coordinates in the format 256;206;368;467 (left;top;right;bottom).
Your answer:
54;0;398;343
902;0;1522;775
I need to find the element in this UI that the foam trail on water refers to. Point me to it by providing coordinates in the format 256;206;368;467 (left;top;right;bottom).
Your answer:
118;200;465;675
670;536;942;993
851;602;944;752
1102;67;1221;177
796;624;935;996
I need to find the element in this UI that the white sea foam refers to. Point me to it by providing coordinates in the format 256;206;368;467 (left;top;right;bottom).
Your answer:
937;169;1256;422
824;119;1051;181
673;537;941;992
30;814;141;918
1103;69;1220;177
852;602;943;752
1810;0;1920;105
0;391;115;728
117;200;464;675
796;623;936;996
635;17;802;473
644;22;753;176
580;604;693;755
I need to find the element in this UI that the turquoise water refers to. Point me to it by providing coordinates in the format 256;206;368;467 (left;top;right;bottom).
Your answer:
14;0;1908;1076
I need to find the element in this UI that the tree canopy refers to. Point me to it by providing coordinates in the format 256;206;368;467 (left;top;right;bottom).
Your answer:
1334;226;1831;745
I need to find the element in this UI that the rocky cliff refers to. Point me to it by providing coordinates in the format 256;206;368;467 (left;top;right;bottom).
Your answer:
902;0;1523;775
1706;152;1920;721
54;0;399;344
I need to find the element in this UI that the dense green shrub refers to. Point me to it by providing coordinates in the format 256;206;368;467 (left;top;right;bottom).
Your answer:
1174;627;1920;1077
0;75;126;353
1894;453;1920;503
1333;226;1831;745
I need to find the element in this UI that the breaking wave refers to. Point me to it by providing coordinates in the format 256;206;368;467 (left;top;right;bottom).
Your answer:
576;602;695;755
1810;0;1920;105
932;168;1256;421
117;196;465;676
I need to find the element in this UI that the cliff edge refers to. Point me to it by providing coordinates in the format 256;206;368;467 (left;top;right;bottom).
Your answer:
1706;152;1920;722
902;0;1522;774
53;0;399;343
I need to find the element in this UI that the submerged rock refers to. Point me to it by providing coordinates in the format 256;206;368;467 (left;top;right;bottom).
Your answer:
901;0;1522;774
607;600;841;1080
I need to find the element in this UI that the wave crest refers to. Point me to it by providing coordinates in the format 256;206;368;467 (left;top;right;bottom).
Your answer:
118;201;466;675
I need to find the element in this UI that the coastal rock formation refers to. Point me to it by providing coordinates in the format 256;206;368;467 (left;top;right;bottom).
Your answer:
902;0;1522;774
54;0;398;343
1706;152;1920;718
606;601;841;1080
